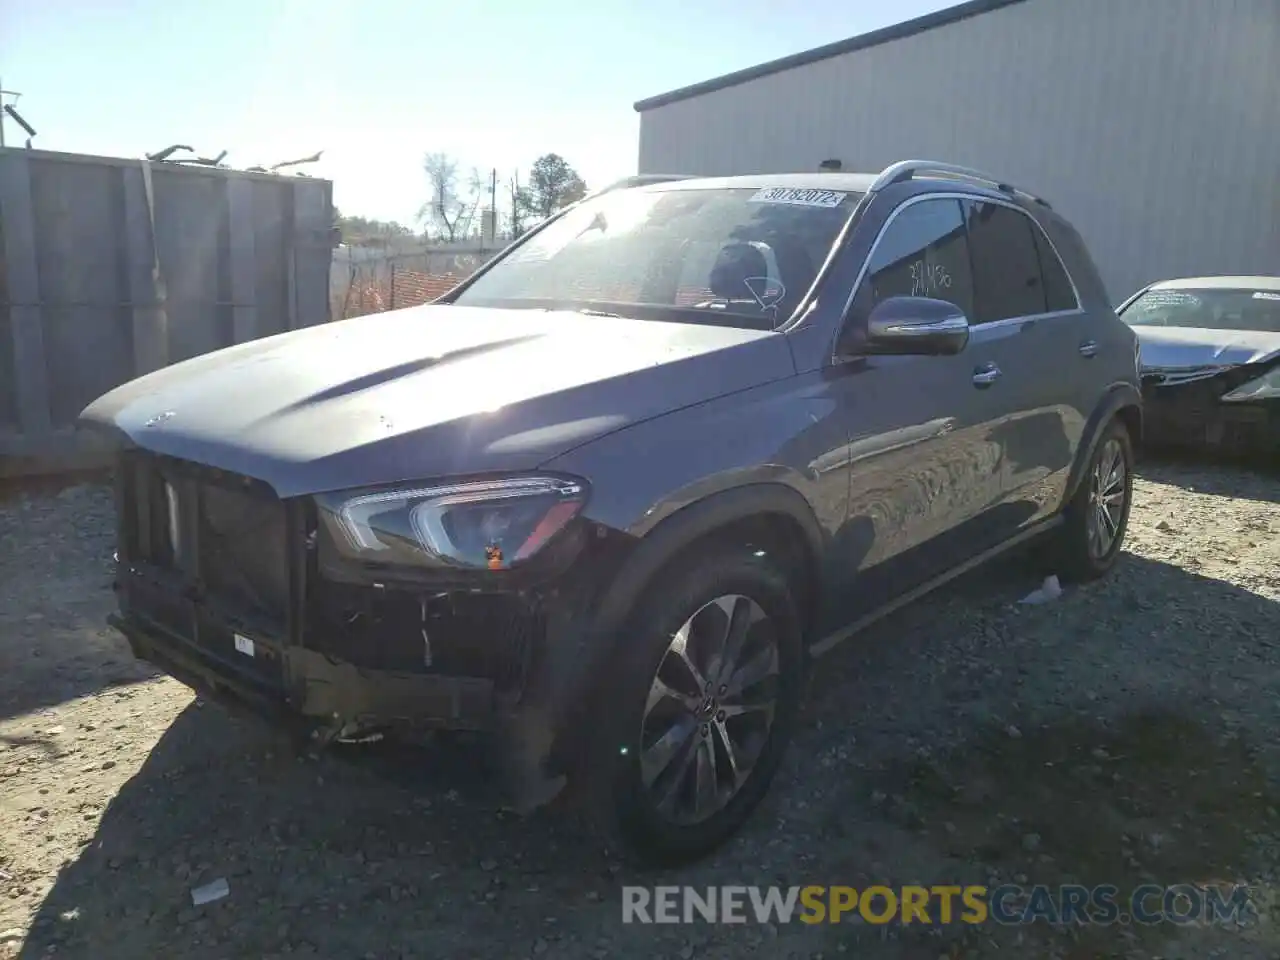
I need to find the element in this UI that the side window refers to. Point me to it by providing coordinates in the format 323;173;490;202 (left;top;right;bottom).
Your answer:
862;198;975;317
1032;222;1079;312
1045;218;1108;306
962;200;1046;323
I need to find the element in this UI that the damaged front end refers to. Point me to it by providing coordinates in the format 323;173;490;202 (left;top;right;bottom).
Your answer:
1140;357;1280;454
110;450;628;809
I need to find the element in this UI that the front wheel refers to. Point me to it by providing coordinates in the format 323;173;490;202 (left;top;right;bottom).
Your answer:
1051;417;1135;582
589;547;806;865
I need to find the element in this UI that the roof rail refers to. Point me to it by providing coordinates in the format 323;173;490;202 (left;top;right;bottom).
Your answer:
869;159;1051;208
594;173;696;195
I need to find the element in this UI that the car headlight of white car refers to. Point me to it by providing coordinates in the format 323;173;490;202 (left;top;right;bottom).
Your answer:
1221;365;1280;403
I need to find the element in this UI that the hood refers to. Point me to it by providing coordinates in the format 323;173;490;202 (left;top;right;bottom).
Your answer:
1133;325;1280;371
79;304;792;497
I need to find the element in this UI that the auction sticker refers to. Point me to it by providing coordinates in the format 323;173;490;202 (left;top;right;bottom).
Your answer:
749;187;847;208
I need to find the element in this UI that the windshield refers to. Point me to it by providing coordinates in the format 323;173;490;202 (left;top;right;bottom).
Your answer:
1120;287;1280;333
451;185;862;329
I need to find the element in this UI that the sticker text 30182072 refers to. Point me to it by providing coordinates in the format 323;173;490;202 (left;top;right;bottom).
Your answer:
749;187;847;209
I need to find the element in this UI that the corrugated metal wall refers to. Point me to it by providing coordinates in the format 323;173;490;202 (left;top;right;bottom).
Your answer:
0;148;333;474
637;0;1280;302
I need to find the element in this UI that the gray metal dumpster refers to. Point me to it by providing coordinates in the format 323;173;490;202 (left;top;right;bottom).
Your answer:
0;147;334;478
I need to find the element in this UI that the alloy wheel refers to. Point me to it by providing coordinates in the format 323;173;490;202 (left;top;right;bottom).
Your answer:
1087;437;1127;559
638;594;780;825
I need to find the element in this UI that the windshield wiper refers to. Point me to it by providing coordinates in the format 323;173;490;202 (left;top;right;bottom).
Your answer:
576;308;628;319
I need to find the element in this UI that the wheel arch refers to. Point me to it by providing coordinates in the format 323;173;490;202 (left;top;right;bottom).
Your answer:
1064;382;1142;504
538;483;826;779
594;482;826;643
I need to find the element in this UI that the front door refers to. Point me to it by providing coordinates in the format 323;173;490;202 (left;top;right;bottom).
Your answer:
823;196;1014;627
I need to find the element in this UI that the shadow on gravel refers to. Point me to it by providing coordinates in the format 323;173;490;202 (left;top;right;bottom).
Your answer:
0;470;112;505
0;618;158;724
1138;449;1280;503
888;708;1276;886
843;552;1280;956
17;551;1279;959
0;472;154;722
15;702;611;960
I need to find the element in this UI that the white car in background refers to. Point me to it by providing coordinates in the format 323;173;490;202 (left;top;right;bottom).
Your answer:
1120;276;1280;455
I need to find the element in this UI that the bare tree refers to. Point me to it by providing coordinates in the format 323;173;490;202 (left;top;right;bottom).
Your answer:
457;166;487;240
419;152;468;242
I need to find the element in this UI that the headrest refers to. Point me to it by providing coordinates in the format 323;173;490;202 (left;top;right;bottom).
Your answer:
709;242;770;300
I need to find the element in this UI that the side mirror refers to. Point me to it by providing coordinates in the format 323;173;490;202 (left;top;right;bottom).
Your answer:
842;296;970;357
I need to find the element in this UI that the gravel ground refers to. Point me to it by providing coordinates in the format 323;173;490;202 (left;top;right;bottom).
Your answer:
2;458;1279;959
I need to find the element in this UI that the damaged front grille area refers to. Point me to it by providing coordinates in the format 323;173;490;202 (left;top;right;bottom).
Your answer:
1142;363;1279;452
121;453;180;570
117;452;296;690
121;453;292;626
116;452;568;727
306;580;544;694
199;483;291;625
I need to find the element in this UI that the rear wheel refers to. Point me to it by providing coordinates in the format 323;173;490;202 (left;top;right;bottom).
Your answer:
1051;417;1134;582
589;546;805;865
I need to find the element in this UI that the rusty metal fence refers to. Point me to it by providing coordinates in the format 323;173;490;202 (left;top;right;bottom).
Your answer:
330;248;498;320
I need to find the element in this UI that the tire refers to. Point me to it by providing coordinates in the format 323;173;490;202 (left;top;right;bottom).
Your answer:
1050;417;1135;582
586;545;806;866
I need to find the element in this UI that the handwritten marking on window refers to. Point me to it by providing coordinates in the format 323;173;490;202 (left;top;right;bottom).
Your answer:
910;260;952;297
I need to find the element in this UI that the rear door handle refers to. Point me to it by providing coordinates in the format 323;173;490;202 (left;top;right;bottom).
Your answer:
972;363;1002;387
1079;340;1099;358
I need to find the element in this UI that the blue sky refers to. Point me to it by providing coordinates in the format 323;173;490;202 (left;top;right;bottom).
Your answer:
2;0;952;225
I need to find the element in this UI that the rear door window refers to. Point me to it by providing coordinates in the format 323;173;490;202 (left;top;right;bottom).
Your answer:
962;200;1046;323
1032;225;1079;312
1043;218;1107;306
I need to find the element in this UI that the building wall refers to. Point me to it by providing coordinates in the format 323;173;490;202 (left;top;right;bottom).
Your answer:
637;0;1280;302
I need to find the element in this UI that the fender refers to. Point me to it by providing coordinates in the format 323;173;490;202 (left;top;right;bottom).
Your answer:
593;482;825;640
530;482;826;776
1063;381;1143;503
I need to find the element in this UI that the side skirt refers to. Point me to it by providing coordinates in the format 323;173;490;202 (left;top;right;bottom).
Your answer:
808;517;1064;658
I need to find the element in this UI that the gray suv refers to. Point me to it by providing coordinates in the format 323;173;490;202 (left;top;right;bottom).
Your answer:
81;160;1142;864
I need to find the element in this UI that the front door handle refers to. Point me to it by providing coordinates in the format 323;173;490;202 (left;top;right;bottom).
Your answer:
1079;340;1099;358
972;363;1002;387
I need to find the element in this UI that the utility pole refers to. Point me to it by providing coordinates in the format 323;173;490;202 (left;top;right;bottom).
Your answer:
0;80;29;149
489;167;497;246
0;78;16;148
509;170;520;239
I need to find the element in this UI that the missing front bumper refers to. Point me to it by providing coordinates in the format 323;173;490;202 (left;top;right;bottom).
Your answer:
112;611;570;810
111;612;496;730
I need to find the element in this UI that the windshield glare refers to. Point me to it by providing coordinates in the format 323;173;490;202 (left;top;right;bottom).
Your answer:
452;186;862;329
1121;287;1280;333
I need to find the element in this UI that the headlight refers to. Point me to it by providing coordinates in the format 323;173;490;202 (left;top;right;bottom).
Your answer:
315;475;587;571
1221;366;1280;402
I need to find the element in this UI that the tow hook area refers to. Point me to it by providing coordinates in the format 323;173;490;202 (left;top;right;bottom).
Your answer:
303;716;386;754
288;647;495;729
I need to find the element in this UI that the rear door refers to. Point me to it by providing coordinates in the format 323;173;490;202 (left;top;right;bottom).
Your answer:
959;198;1083;534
